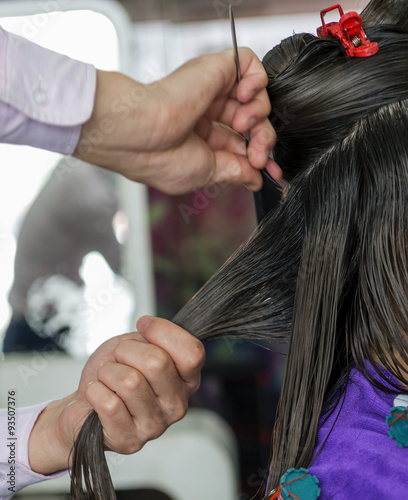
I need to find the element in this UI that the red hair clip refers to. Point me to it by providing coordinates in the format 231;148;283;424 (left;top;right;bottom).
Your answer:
317;4;379;58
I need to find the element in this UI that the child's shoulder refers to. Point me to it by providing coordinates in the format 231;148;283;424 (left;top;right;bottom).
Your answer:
309;366;408;499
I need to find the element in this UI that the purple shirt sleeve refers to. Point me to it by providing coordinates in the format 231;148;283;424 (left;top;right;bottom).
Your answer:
0;26;97;154
0;402;67;499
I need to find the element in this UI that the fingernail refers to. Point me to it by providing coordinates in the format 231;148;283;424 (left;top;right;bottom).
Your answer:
265;159;283;181
137;315;154;333
244;183;259;192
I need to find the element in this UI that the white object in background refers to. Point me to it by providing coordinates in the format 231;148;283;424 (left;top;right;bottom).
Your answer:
0;0;155;343
25;274;90;358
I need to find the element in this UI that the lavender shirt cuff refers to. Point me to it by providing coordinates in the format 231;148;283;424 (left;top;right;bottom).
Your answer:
0;26;97;154
0;401;68;499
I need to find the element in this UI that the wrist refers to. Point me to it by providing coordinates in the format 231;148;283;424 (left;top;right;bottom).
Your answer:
28;394;80;475
74;70;152;168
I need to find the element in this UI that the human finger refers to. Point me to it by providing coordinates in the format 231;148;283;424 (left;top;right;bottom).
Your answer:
196;119;247;156
265;158;283;181
85;380;146;454
211;150;264;191
78;331;147;391
232;94;271;135
204;66;271;129
157;131;263;191
112;340;188;415
247;118;278;169
96;361;166;423
209;145;282;188
202;122;280;184
235;47;269;104
161;48;266;136
136;316;205;395
212;98;242;128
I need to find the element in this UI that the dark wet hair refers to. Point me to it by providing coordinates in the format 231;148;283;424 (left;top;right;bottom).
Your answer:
70;1;408;497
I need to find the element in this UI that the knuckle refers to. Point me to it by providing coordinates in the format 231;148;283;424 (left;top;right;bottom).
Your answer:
139;417;166;442
173;399;188;422
226;156;242;180
109;429;144;455
260;69;268;87
113;340;126;361
149;421;166;441
187;341;206;369
100;395;121;417
96;361;110;380
121;370;143;392
153;406;167;425
164;397;188;424
122;435;143;455
145;350;170;373
189;374;202;395
154;100;174;143
254;124;275;147
84;381;97;402
112;435;128;453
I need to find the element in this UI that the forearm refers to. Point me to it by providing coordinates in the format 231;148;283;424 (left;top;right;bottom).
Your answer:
28;396;76;475
74;69;154;174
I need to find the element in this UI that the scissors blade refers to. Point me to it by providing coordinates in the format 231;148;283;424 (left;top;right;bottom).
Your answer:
229;5;241;82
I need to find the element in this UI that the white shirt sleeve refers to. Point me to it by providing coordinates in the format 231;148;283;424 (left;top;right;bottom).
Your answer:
0;402;68;499
0;26;97;154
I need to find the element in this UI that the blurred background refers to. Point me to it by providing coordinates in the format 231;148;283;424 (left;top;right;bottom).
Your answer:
0;0;367;498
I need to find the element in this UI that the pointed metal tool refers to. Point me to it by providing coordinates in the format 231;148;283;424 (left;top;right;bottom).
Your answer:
229;4;282;223
230;4;249;143
230;4;240;81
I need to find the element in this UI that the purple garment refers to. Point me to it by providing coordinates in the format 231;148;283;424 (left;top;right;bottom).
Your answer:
309;365;407;499
0;26;96;154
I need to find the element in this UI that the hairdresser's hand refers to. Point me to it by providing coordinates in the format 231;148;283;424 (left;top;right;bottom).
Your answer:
28;317;204;475
74;48;280;194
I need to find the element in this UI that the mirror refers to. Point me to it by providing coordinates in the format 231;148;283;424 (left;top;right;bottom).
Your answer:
0;1;154;357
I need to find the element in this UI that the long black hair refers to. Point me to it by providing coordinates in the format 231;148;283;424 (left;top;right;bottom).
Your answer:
70;0;408;497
